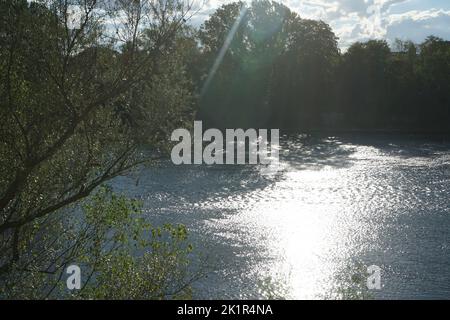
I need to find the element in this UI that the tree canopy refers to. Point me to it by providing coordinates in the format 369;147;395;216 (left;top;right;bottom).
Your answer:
0;0;196;298
195;1;450;132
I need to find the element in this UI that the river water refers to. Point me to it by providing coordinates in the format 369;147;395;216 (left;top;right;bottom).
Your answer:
112;133;450;299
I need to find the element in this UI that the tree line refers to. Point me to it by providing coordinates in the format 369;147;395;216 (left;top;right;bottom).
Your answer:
194;1;450;132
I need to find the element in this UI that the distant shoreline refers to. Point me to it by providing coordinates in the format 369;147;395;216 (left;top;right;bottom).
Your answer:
280;129;450;135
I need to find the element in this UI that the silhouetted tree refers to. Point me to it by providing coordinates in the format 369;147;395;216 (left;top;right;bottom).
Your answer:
198;0;301;128
415;36;450;131
269;19;339;129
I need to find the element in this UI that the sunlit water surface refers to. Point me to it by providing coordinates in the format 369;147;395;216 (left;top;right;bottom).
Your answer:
112;134;450;299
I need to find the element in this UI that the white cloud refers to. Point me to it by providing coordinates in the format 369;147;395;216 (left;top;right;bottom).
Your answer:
387;8;450;24
385;9;450;42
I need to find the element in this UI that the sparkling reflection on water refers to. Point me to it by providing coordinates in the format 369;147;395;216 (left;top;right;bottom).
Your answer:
112;134;450;299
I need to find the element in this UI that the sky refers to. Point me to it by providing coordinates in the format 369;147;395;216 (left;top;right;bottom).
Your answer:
189;0;450;49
